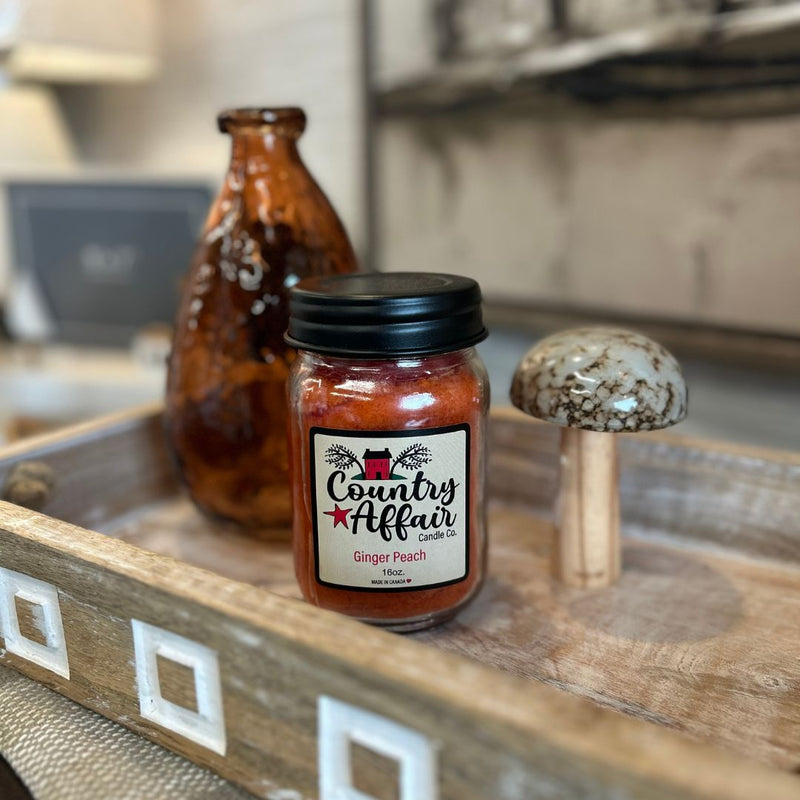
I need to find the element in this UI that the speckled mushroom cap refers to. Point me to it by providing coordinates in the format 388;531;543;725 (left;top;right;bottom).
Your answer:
510;327;687;433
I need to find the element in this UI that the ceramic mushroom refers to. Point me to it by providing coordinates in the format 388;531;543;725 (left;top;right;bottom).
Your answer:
510;328;687;588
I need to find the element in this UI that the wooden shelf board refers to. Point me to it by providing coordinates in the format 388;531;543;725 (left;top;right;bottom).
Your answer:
377;7;800;116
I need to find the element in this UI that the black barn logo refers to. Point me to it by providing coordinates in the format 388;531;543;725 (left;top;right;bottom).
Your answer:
323;443;432;481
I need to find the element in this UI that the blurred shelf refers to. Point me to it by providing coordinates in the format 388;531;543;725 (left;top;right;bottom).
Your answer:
377;6;800;118
482;300;800;374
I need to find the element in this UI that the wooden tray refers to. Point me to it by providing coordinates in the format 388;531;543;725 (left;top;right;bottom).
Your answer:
1;403;799;799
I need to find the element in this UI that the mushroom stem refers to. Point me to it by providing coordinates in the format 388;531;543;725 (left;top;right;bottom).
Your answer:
556;428;620;588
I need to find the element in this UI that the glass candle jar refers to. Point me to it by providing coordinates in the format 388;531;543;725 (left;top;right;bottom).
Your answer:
286;272;490;632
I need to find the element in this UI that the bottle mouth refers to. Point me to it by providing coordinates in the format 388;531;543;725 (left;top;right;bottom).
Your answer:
217;107;306;136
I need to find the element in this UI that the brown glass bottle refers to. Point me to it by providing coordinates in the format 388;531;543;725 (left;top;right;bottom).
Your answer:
165;107;358;533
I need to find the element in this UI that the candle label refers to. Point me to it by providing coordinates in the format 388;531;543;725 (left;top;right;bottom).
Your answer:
310;425;470;591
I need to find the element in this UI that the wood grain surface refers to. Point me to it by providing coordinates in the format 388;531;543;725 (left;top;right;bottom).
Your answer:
555;428;620;587
1;404;800;798
3;502;799;800
107;491;800;770
0;401;178;530
489;407;800;563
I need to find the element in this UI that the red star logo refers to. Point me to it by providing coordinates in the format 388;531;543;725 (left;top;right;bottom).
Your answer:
323;504;352;529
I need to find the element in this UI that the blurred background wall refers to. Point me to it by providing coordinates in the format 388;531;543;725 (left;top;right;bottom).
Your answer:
379;113;800;333
375;0;800;335
6;0;800;334
55;0;367;257
0;0;799;448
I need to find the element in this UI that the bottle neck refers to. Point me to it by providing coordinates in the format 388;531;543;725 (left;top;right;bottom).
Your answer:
227;131;301;176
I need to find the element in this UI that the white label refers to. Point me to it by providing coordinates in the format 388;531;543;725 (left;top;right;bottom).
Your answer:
310;425;470;591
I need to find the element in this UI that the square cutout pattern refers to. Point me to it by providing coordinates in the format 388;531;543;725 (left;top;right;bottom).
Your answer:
351;741;400;800
0;567;69;679
318;696;437;800
131;619;226;756
156;653;199;711
14;595;48;646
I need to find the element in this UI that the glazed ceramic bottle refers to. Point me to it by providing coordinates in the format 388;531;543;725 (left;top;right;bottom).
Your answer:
166;107;358;533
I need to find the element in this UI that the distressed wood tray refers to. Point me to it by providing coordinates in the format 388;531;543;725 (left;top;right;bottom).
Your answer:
1;403;800;799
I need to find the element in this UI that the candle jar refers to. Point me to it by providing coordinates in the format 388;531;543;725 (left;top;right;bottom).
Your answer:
286;272;489;632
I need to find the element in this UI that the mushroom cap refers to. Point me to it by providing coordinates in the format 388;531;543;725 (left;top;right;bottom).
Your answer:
510;327;687;433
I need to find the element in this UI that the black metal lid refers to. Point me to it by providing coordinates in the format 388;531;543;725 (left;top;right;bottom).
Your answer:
286;272;488;358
